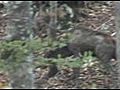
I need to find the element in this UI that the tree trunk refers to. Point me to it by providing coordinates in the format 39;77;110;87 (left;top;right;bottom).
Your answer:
115;1;120;89
47;1;57;40
6;1;34;89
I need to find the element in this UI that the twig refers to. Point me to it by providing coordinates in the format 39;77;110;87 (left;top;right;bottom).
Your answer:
94;17;114;31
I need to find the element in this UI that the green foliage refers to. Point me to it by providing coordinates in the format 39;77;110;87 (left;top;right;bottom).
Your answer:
0;40;29;71
0;37;67;70
34;51;96;69
29;37;67;52
81;51;97;68
0;37;96;71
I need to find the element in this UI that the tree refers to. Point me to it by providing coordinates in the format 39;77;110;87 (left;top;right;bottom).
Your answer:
5;1;34;89
114;1;120;89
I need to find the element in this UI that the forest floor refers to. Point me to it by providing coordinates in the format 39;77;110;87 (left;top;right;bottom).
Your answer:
0;1;118;89
33;2;117;89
